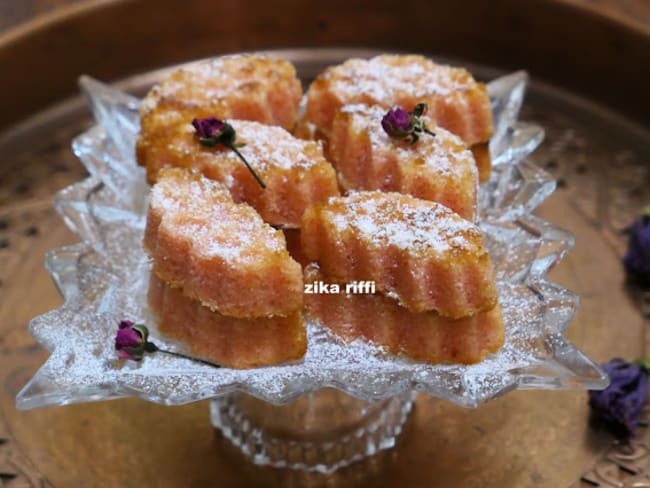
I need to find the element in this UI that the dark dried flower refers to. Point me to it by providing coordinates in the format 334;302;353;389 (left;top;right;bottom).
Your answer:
191;116;265;189
192;117;225;139
381;103;435;144
115;320;155;361
381;108;412;137
115;320;220;368
623;207;650;289
588;358;649;439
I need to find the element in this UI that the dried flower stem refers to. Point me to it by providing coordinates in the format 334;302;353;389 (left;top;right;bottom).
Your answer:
193;116;266;189
146;342;222;368
230;145;266;189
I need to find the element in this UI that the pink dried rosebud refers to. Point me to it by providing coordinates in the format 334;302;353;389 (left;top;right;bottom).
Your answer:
115;320;152;361
191;116;225;139
191;116;265;189
381;103;435;144
118;319;134;329
114;320;220;367
381;107;412;137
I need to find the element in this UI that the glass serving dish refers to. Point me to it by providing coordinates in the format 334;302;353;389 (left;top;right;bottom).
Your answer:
15;65;608;473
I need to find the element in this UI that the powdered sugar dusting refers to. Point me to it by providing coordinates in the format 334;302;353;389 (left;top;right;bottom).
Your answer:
231;120;322;171
18;253;566;409
325;55;475;104
144;54;286;108
160;120;322;173
327;192;480;254
343;104;477;181
16;69;608;412
150;170;285;263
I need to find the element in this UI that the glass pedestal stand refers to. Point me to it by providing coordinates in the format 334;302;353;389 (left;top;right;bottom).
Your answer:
210;389;416;473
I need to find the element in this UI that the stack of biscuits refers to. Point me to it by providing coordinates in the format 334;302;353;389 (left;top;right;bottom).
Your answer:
139;56;336;368
301;192;504;364
137;53;505;368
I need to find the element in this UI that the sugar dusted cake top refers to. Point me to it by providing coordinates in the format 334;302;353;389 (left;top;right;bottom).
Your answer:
140;54;302;130
339;103;477;180
324;191;483;256
148;168;288;264
306;54;493;145
321;55;478;101
151;120;326;173
145;168;304;318
301;190;498;316
139;118;340;227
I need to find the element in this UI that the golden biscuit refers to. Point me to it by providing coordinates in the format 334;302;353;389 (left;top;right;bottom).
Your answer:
144;168;303;318
139;54;301;134
304;264;503;364
148;274;306;368
329;104;478;220
306;54;493;181
301;191;498;317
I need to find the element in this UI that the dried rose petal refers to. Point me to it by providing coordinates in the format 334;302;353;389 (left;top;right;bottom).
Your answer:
118;319;134;329
191;117;225;139
115;322;148;361
623;211;650;289
588;358;649;439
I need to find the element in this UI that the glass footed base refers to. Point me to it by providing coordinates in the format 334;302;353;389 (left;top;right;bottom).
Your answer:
210;388;415;474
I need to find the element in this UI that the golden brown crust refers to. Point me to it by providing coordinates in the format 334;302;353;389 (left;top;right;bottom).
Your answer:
304;264;503;364
144;168;303;318
301;191;498;317
139;54;302;131
329;104;478;220
148;274;306;368
137;54;304;197
471;142;491;183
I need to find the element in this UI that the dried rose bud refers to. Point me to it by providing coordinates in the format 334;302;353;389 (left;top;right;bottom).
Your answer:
381;103;435;144
191;116;225;139
191;116;265;189
115;320;152;361
623;208;650;289
114;320;220;367
588;358;649;439
381;108;412;137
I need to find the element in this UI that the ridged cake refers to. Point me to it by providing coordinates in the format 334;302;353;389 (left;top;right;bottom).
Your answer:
329;104;478;220
137;54;301;141
301;191;498;318
144;168;303;318
148;274;306;368
306;54;493;181
137;119;340;228
304;264;503;364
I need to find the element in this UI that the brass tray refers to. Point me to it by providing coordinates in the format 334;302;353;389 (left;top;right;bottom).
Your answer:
0;2;649;486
